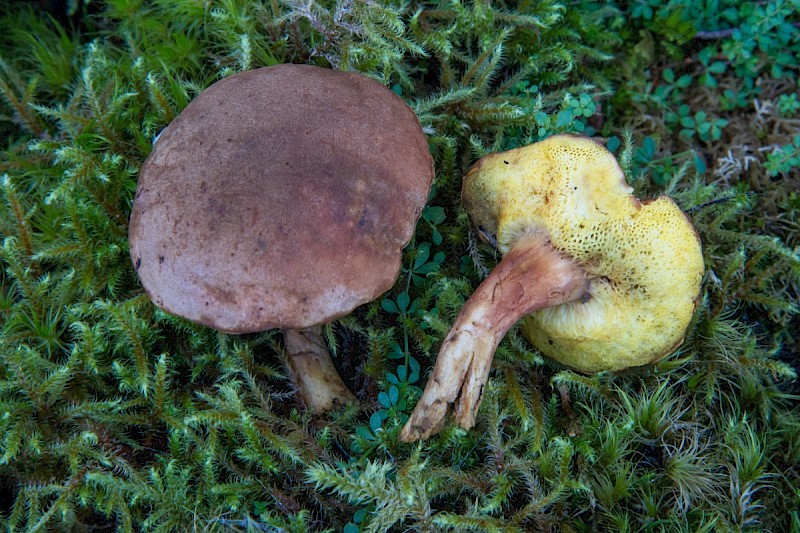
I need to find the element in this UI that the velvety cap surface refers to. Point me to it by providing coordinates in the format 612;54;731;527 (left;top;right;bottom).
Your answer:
129;64;433;332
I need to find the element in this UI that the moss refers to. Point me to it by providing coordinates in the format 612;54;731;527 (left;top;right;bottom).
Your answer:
0;0;798;531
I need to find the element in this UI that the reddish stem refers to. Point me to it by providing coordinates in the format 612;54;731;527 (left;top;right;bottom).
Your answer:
400;232;587;442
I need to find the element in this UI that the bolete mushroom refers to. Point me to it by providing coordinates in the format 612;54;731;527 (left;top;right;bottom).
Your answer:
129;64;434;412
400;134;703;441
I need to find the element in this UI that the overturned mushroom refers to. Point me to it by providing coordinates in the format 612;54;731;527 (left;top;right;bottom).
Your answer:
129;64;433;412
400;134;703;441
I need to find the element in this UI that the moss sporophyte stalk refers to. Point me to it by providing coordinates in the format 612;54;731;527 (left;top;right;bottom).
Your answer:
0;1;798;531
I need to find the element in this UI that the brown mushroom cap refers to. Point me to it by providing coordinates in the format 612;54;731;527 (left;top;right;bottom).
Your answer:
129;64;433;333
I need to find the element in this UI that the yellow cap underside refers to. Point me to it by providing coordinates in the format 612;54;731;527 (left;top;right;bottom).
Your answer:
463;136;704;373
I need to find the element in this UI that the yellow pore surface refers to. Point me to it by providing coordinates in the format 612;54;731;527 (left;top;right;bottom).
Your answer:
462;135;704;373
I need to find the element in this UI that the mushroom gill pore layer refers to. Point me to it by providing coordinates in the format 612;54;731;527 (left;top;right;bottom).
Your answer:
462;134;705;373
400;134;703;442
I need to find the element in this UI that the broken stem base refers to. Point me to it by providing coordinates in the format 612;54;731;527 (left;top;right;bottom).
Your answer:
399;232;587;442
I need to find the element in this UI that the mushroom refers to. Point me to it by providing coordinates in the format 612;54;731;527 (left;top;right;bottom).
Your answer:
129;64;434;412
400;134;703;441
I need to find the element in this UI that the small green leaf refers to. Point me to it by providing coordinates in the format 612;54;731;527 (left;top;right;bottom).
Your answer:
676;74;692;88
432;228;442;246
701;73;717;88
694;154;707;174
381;299;399;314
413;243;431;269
355;426;375;441
370;411;386;431
643;136;656;157
709;61;727;74
396;292;410;313
698;46;714;65
423;206;445;225
555;109;573;128
388;342;404;359
378;391;390;408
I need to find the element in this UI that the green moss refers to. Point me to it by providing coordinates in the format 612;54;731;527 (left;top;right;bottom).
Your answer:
0;0;798;531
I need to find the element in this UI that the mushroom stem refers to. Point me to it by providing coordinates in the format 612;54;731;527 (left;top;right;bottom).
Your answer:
284;326;356;413
399;231;588;442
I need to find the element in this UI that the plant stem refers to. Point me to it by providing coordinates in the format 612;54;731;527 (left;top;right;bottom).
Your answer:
399;231;587;442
